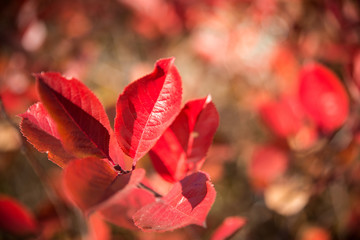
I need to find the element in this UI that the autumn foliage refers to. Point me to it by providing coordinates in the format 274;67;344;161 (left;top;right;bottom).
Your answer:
19;58;218;232
1;0;360;239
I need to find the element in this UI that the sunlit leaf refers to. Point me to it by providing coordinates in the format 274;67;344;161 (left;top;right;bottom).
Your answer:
133;171;216;232
115;57;182;165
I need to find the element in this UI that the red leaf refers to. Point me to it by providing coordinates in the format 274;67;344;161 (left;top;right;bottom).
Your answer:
94;168;155;230
98;188;155;230
35;73;121;164
86;213;111;240
115;57;182;165
259;96;303;138
133;171;216;232
0;83;38;116
19;103;76;167
63;158;132;213
0;195;38;236
298;63;349;133
211;216;246;240
149;96;219;182
249;145;288;190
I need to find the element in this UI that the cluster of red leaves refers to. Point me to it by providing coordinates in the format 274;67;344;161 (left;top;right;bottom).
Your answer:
260;62;349;139
19;58;219;232
0;194;110;239
251;63;350;188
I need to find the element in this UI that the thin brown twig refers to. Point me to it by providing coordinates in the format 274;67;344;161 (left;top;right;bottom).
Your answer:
138;182;163;198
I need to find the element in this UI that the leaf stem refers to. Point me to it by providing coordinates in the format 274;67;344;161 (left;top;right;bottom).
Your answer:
114;164;131;174
138;182;163;198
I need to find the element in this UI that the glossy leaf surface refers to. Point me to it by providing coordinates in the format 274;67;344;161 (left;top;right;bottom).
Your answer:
133;171;216;232
35;73;115;162
0;195;38;236
298;63;349;132
63;158;134;213
149;96;219;182
19;103;75;167
115;58;182;165
211;216;246;240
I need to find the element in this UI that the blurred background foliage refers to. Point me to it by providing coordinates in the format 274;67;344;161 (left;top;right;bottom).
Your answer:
0;0;360;239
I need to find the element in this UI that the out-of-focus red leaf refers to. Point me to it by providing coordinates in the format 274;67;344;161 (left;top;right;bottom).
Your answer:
96;168;155;230
35;200;63;239
99;188;155;230
149;96;219;182
0;195;38;236
1;84;38;116
210;216;246;240
115;58;182;166
259;96;303;138
86;213;110;240
298;63;349;133
249;145;288;190
63;158;132;213
119;0;182;39
19;103;76;167
133;171;216;232
35;73;121;165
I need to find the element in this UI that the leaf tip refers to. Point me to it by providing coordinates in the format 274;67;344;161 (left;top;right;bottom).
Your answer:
155;57;176;70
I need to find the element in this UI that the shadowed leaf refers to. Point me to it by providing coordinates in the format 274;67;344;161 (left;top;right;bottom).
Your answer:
149;96;219;182
63;158;132;213
35;72;123;165
96;168;155;230
0;195;38;236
